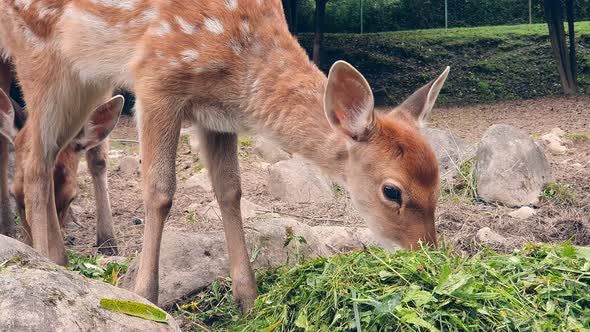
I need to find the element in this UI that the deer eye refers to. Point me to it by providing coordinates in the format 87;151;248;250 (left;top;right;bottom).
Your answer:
383;185;402;204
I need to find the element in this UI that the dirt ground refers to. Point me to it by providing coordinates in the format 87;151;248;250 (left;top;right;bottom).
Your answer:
62;95;590;258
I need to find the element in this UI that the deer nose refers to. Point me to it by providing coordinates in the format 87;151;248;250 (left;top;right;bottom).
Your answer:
405;220;437;250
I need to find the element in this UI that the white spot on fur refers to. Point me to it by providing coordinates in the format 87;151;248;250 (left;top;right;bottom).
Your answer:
256;0;263;5
204;18;224;35
240;20;251;35
154;21;171;36
129;8;158;27
155;50;164;59
225;0;238;10
229;39;242;55
37;4;60;18
15;0;32;10
22;27;46;49
180;49;199;63
66;6;108;29
89;0;139;10
175;16;196;35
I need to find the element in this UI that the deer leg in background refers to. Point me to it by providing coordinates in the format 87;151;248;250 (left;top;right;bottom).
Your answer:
86;139;118;256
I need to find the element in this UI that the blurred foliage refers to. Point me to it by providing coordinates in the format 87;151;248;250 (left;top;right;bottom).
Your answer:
292;0;590;33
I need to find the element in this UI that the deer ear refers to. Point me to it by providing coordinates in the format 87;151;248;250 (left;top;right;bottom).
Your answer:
72;95;124;150
398;66;450;127
0;88;16;144
324;61;375;141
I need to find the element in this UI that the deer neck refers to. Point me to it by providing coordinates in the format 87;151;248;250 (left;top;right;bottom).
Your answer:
243;44;348;181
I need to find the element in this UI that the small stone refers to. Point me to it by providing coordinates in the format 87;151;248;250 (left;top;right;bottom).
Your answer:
118;156;140;176
476;227;506;246
133;217;144;225
509;206;537;220
181;161;191;170
65;235;76;245
550;127;565;137
541;133;568;155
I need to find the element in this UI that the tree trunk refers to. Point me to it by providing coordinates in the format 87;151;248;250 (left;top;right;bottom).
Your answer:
565;0;577;85
544;0;577;95
313;0;328;67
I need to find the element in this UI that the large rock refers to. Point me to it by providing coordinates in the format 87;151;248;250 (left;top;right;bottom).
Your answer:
254;137;291;163
421;128;476;183
121;231;228;308
476;124;552;207
0;235;180;332
122;219;329;307
268;158;333;203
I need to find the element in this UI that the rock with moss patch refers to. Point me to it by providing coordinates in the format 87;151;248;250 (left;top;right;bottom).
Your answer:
0;235;180;331
476;124;552;207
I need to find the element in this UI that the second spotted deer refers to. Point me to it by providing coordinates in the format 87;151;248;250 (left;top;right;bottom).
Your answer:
0;86;123;255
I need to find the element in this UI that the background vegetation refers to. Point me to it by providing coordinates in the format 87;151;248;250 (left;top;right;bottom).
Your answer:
297;22;590;106
294;0;590;33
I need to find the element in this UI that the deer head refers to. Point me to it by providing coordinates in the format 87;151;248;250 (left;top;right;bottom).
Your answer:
324;62;449;250
0;89;123;233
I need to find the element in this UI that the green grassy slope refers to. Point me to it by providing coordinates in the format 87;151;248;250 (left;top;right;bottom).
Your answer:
299;22;590;106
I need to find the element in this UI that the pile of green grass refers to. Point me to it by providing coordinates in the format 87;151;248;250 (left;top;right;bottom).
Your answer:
299;22;590;106
176;243;590;331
